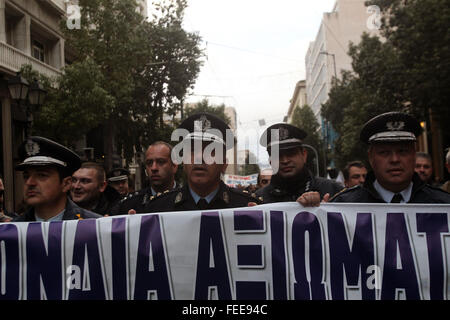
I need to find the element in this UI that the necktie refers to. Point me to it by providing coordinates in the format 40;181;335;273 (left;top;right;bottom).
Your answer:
197;198;209;210
390;193;403;203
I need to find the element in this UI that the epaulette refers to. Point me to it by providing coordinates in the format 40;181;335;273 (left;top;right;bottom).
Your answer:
229;188;263;203
328;185;360;202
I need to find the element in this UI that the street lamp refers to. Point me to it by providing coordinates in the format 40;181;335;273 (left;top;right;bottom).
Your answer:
7;73;47;138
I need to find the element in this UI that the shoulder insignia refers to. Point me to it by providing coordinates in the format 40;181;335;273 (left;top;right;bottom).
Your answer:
164;190;170;194
175;192;183;204
156;192;162;197
242;190;249;193
328;187;350;202
223;192;230;204
259;196;263;202
150;195;155;201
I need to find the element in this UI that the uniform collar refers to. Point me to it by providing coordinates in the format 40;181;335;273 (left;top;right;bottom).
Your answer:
35;209;65;222
373;180;413;203
189;185;220;204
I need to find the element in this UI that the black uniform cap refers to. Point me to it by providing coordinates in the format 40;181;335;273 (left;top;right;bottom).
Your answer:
107;168;130;182
177;112;234;150
260;123;307;151
360;112;422;144
15;136;81;175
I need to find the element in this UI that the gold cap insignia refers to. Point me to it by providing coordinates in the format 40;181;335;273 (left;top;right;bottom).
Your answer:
25;141;40;156
386;121;405;131
279;127;290;140
194;115;212;132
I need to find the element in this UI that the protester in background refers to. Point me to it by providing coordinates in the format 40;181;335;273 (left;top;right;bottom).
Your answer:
71;162;120;215
257;123;343;206
257;168;273;190
132;113;261;213
111;141;178;215
442;149;450;193
14;137;101;222
415;152;440;187
342;161;367;188
0;175;16;222
331;112;450;203
107;167;131;196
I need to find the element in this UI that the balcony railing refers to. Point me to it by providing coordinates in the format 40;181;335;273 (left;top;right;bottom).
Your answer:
0;41;62;79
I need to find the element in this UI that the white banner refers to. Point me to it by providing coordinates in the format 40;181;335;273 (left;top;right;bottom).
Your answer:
1;202;449;300
224;174;258;187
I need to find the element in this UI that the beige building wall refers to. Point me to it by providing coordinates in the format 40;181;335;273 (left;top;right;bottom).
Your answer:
286;80;306;124
305;0;380;121
224;106;237;175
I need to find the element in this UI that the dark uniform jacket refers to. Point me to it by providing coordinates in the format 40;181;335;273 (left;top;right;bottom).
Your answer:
14;198;102;222
256;169;344;203
109;186;155;215
129;181;262;214
91;185;121;216
330;171;450;203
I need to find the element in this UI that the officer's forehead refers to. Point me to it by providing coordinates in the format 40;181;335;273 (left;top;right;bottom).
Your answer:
369;142;415;150
23;166;58;174
146;144;171;158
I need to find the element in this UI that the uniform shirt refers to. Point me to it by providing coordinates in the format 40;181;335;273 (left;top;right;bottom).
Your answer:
35;210;65;222
189;187;219;204
330;172;450;204
138;181;262;213
373;180;413;203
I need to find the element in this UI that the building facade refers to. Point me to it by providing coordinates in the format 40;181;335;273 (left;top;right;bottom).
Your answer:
305;0;379;166
286;80;306;124
0;0;67;213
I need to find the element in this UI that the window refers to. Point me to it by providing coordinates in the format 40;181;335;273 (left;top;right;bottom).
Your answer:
32;40;45;62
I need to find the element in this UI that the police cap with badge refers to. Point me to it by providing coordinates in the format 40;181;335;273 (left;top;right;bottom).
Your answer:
259;123;307;154
177;112;234;150
107;168;130;182
15;136;81;176
360;112;422;144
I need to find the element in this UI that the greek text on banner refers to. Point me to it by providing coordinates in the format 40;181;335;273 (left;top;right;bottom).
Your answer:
0;202;449;300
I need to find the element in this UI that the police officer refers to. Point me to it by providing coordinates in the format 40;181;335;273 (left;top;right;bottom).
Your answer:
133;112;261;213
257;123;343;204
107;168;131;196
331;112;450;203
110;141;179;215
14;136;102;222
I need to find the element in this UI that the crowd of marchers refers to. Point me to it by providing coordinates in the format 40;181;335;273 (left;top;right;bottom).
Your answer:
1;111;450;223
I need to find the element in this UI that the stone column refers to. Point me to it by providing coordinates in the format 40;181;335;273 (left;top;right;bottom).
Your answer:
1;96;14;213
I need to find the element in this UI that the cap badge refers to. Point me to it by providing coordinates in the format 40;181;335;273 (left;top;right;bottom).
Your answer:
386;121;405;131
25;141;40;156
194;115;212;132
279;127;289;140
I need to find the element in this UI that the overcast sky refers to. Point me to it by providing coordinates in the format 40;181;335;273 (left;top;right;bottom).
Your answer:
148;0;337;166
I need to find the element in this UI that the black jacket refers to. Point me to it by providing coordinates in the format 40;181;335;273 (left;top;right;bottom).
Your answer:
136;181;262;214
330;171;450;204
109;187;153;215
13;198;102;222
91;185;121;216
256;169;344;203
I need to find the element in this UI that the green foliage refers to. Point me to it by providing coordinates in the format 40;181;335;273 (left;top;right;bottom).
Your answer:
184;99;232;125
290;104;325;176
322;0;450;168
26;0;202;169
